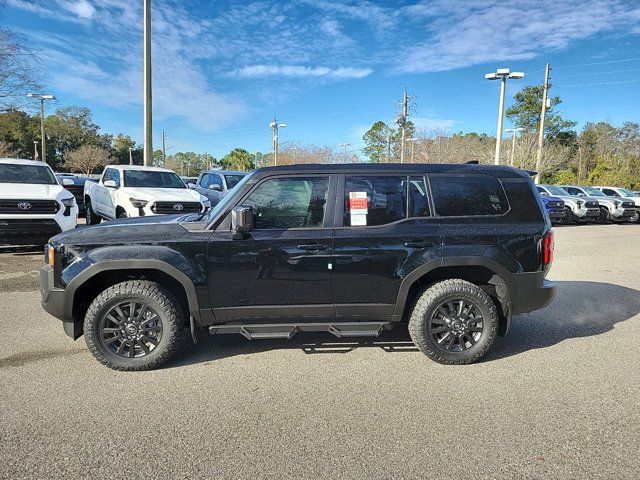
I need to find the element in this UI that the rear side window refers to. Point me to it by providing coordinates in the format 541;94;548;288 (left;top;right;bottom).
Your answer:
430;175;508;217
344;176;407;226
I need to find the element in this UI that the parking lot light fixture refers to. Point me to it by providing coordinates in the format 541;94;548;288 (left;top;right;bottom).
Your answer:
27;93;56;165
485;69;525;165
505;127;525;167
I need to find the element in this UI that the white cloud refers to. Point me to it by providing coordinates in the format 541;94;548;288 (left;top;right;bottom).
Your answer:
411;116;458;132
231;65;373;79
399;0;640;72
62;0;96;20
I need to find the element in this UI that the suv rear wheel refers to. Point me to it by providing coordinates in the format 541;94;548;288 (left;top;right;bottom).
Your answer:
409;279;498;365
84;280;183;371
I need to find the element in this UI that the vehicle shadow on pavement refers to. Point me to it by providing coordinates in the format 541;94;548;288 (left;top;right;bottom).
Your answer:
167;280;640;368
486;280;640;361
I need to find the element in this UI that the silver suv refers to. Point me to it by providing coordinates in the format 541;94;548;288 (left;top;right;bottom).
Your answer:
537;185;600;224
560;185;637;223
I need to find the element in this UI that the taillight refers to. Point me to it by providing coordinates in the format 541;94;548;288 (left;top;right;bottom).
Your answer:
542;231;554;265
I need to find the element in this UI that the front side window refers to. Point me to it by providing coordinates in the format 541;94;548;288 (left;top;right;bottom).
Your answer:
430;175;508;217
103;168;120;187
244;177;329;229
0;164;57;185
566;187;581;196
124;170;185;188
344;176;407;226
224;174;246;189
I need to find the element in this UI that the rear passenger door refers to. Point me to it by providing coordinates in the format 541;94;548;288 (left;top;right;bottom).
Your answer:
331;174;440;319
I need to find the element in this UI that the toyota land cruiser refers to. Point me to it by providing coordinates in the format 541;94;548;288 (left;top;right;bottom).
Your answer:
40;163;556;370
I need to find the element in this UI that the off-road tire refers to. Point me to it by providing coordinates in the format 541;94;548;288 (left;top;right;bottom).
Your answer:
599;207;611;224
85;200;101;225
564;208;574;224
84;280;184;371
408;279;498;365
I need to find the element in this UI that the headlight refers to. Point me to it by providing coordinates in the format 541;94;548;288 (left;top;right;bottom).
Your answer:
129;198;149;208
61;197;75;207
201;196;211;208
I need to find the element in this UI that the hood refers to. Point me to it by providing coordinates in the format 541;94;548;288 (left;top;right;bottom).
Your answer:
121;187;201;202
50;213;199;247
0;183;68;199
542;195;563;203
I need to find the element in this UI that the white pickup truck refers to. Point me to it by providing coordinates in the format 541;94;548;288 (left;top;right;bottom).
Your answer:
0;158;78;245
84;165;210;224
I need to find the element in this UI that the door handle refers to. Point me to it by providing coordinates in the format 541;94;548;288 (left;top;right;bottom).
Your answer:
298;243;327;252
404;240;433;249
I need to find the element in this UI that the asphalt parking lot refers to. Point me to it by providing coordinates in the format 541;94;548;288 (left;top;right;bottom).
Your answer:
1;224;640;479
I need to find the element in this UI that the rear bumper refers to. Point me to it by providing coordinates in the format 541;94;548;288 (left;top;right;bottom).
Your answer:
511;271;556;315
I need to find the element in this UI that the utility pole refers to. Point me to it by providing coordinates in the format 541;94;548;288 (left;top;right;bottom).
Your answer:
535;63;551;184
143;0;153;166
385;132;391;163
505;128;524;167
26;93;55;164
577;144;583;186
162;130;166;165
269;117;286;166
485;68;525;165
397;88;410;163
128;147;133;165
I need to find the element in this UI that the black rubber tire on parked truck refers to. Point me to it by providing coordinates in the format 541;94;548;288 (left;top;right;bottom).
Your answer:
85;199;101;225
84;280;184;371
409;279;498;365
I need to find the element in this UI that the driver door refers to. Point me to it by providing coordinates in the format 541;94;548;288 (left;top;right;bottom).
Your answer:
207;174;336;321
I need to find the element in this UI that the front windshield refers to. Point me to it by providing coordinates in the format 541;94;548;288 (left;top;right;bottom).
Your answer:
0;163;57;185
124;170;186;188
224;174;246;189
545;185;569;196
618;187;635;196
581;187;606;197
205;172;253;222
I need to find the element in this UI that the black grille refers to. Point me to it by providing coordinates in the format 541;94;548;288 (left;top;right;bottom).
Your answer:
0;199;60;214
0;219;61;235
585;201;599;208
547;201;563;208
151;201;201;214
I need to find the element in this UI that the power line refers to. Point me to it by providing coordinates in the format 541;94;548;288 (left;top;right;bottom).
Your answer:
554;57;640;69
553;67;640;78
556;79;640;88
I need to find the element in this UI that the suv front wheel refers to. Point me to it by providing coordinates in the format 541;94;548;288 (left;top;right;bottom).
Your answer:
84;280;183;371
409;279;498;365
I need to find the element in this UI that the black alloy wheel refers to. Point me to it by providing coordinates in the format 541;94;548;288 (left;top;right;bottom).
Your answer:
428;299;484;352
99;301;163;358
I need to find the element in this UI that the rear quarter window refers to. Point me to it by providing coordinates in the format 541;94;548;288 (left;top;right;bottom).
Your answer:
429;175;508;217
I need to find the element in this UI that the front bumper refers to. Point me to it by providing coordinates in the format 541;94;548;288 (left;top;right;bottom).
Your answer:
575;207;600;219
548;210;566;221
40;265;79;338
511;271;556;315
0;218;62;244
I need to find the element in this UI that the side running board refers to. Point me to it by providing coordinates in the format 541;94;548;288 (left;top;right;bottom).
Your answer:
209;322;391;340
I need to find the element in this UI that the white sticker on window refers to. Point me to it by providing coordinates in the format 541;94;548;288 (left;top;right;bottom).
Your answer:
349;191;368;226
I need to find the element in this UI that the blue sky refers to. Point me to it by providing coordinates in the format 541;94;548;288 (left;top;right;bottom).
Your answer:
4;0;640;158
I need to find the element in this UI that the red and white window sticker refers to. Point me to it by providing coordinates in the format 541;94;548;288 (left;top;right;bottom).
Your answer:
349;191;368;226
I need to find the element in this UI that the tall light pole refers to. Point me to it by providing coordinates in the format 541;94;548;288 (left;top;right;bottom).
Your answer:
33;140;39;160
269;117;286;166
505;127;524;167
143;0;153;166
535;63;551;184
26;93;55;164
339;142;350;154
408;137;418;163
485;68;524;165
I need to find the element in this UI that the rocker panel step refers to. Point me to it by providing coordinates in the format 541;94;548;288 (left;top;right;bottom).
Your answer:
209;322;390;340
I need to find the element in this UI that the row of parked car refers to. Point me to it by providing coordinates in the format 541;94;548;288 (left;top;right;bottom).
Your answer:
1;157;638;246
538;184;640;225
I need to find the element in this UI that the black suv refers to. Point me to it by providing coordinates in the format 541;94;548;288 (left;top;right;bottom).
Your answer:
40;164;556;370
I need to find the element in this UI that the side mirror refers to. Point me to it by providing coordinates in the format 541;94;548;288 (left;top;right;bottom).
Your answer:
577;193;586;197
103;180;117;188
540;191;548;196
187;183;196;189
209;184;222;192
231;205;253;239
62;178;74;186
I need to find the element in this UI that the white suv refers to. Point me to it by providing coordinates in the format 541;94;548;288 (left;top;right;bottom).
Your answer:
0;158;78;245
84;165;210;224
593;186;640;222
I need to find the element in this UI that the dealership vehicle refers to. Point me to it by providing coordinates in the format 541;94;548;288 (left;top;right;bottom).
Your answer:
541;195;566;224
0;158;78;245
593;186;640;221
537;184;600;223
195;170;247;206
180;176;198;187
83;165;210;224
560;185;638;223
41;163;556;371
55;174;92;216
